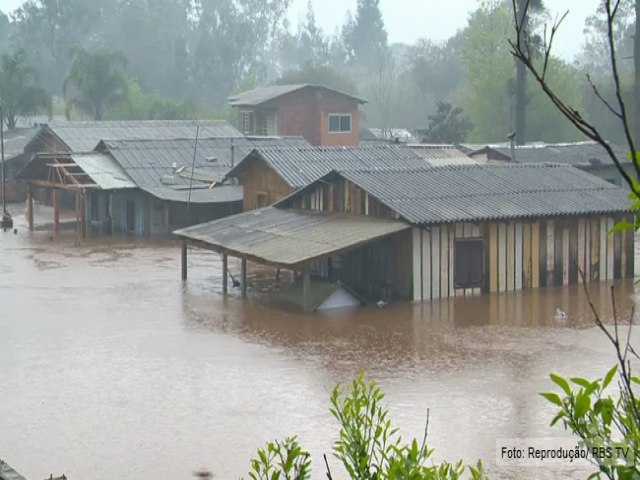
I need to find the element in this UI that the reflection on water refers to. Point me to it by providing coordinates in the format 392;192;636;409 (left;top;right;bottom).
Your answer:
0;213;637;480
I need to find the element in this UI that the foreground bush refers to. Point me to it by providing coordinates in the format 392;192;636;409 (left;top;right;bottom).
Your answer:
244;373;487;480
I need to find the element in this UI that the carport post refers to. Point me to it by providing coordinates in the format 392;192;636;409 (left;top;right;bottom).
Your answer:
222;253;228;294
241;258;247;298
27;184;34;230
53;189;59;234
181;241;188;281
302;263;311;312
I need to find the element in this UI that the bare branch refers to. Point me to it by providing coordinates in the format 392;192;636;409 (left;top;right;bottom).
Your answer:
323;454;334;480
586;74;623;118
508;0;640;198
603;0;640;180
419;408;430;458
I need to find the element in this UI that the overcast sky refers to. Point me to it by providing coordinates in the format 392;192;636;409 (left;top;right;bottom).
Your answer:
1;0;600;60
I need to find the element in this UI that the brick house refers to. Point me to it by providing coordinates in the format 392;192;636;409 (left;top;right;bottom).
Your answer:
228;84;366;146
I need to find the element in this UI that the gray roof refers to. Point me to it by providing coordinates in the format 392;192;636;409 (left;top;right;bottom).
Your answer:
100;137;309;203
39;120;243;151
70;153;137;190
227;145;434;188
403;144;477;166
174;206;409;268
476;141;630;167
228;84;366;107
298;164;630;225
2;127;39;160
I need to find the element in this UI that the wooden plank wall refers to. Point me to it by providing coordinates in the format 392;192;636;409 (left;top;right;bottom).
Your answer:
412;215;632;301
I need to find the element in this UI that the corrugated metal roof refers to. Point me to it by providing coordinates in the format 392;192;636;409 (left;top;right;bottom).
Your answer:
100;137;308;203
174;206;409;267
404;144;477;165
42;120;243;151
474;141;630;166
228;84;366;106
70;152;137;190
228;145;434;188
333;164;631;224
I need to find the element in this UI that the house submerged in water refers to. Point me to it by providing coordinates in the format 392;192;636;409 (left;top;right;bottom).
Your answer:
175;163;634;311
15;120;309;238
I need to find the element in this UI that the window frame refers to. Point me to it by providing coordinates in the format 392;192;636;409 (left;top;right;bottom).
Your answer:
240;110;254;135
454;237;484;289
328;113;352;133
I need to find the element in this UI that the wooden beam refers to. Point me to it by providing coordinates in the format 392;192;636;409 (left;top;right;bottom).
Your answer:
181;241;188;281
222;253;228;294
241;258;248;298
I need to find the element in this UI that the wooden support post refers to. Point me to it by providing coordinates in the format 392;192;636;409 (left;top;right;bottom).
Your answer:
53;189;60;234
27;184;34;231
181;241;188;281
222;253;228;294
75;190;81;246
302;264;311;312
241;258;247;298
80;191;86;239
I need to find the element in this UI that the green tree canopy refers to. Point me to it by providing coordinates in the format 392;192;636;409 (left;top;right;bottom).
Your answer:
342;0;388;68
0;49;51;130
63;47;129;120
418;101;472;144
457;3;583;143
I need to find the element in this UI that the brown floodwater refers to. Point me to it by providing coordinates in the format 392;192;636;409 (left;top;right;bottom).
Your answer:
1;206;638;480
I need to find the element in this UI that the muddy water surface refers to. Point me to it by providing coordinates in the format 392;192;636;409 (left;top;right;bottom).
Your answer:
0;209;638;480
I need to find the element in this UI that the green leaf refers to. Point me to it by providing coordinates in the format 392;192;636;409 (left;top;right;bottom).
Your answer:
540;392;563;406
574;393;590;418
550;373;571;395
603;365;618;390
608;221;634;235
550;411;565;427
570;377;592;389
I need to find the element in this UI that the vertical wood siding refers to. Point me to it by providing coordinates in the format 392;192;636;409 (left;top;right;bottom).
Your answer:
411;215;631;301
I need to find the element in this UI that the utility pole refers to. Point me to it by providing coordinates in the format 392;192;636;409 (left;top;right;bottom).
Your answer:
0;104;13;230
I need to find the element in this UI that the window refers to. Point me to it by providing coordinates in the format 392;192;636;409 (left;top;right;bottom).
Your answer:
328;114;351;133
257;111;269;136
240;111;254;134
454;239;484;289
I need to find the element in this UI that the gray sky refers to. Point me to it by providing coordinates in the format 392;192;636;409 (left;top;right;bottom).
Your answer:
288;0;600;60
1;0;600;60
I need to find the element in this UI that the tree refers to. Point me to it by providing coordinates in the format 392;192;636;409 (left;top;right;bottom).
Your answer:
0;10;10;53
276;64;357;96
513;0;545;145
417;101;472;144
342;0;387;69
459;2;582;143
509;0;640;196
0;49;51;130
370;44;396;136
63;47;129;120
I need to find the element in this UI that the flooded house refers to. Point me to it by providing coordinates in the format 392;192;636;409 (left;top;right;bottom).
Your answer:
15;121;309;238
175;163;633;311
224;144;472;211
468;141;633;187
228;84;366;146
